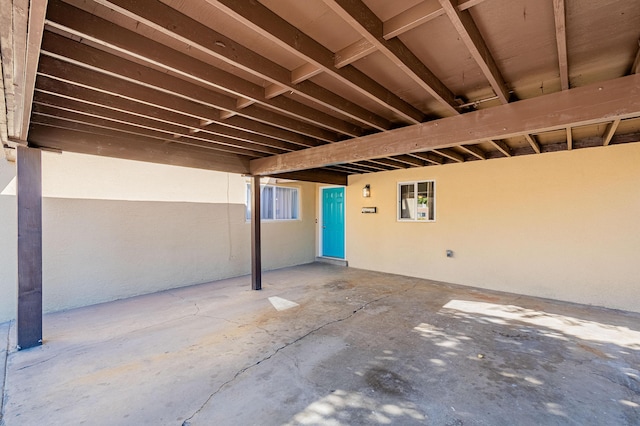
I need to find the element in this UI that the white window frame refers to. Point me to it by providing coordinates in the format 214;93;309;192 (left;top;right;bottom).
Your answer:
246;183;301;221
397;180;436;222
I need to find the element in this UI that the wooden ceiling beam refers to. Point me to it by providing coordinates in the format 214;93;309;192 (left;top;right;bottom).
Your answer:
37;57;326;150
632;39;640;75
0;0;15;144
10;0;28;138
384;0;443;40
291;63;322;85
45;1;369;137
552;0;569;90
34;78;308;152
330;163;375;174
31;101;283;157
88;0;391;131
433;148;464;163
30;112;266;158
524;134;541;154
47;5;363;136
334;38;377;69
458;144;486;160
17;0;48;140
40;32;343;143
335;0;491;68
383;0;490;40
488;140;512;157
0;69;7;156
602;119;621;146
566;127;573;150
29;125;251;174
391;155;427;167
250;74;640;175
438;0;510;104
354;161;392;171
367;158;407;169
408;152;444;165
204;0;422;125
270;169;348;186
323;0;459;116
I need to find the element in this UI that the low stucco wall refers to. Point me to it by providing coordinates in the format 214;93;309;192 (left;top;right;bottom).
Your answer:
347;143;640;313
0;152;317;322
0;159;17;321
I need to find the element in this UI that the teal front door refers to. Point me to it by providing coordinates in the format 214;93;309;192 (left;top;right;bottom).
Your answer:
322;187;345;259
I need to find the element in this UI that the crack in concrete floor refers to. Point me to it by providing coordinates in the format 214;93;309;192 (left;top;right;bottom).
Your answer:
181;285;415;425
2;265;639;425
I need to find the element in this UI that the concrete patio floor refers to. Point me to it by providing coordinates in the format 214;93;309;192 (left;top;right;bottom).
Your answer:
1;263;639;425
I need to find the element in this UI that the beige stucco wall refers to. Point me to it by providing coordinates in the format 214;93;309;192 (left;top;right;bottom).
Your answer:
0;152;317;323
347;143;640;313
0;159;17;322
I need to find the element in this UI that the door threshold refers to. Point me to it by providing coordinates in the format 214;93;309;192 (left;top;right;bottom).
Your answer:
315;257;348;267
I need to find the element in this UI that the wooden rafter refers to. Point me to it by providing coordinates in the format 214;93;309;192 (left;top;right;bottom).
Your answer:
458;144;486;160
31;102;283;157
632;39;640;75
204;0;424;124
408;152;444;165
11;0;28;138
17;0;48;140
0;0;15;141
553;0;569;90
34;77;316;152
357;161;394;172
602;119;621;146
334;39;378;69
524;134;541;154
36;57;332;150
367;158;407;169
323;0;459;116
392;155;427;167
30;124;251;174
438;0;509;104
383;0;444;40
489;140;511;157
44;2;364;138
566;127;573;150
86;0;391;131
334;0;491;67
39;33;344;142
250;74;640;175
433;148;464;163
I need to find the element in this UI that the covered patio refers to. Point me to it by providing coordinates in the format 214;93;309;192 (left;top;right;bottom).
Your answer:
2;264;639;425
1;0;640;423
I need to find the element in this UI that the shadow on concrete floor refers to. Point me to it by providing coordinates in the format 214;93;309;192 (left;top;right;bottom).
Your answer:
1;263;639;425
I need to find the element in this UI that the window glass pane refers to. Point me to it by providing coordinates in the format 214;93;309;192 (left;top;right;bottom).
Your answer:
417;181;431;221
399;184;415;220
246;184;299;221
246;184;251;220
262;186;274;219
275;187;299;219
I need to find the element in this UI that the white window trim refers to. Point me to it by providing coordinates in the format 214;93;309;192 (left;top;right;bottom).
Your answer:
245;183;302;222
397;180;436;222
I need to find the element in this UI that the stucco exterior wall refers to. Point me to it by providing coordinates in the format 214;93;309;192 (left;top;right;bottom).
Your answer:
0;152;316;323
0;159;17;322
347;143;640;313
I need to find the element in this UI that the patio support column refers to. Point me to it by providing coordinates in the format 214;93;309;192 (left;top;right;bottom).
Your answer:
251;175;261;290
16;145;43;349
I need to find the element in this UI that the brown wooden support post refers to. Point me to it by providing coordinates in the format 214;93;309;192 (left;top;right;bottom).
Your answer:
251;175;261;290
16;145;43;349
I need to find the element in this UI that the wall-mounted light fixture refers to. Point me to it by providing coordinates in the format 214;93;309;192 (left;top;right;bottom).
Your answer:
362;184;371;198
